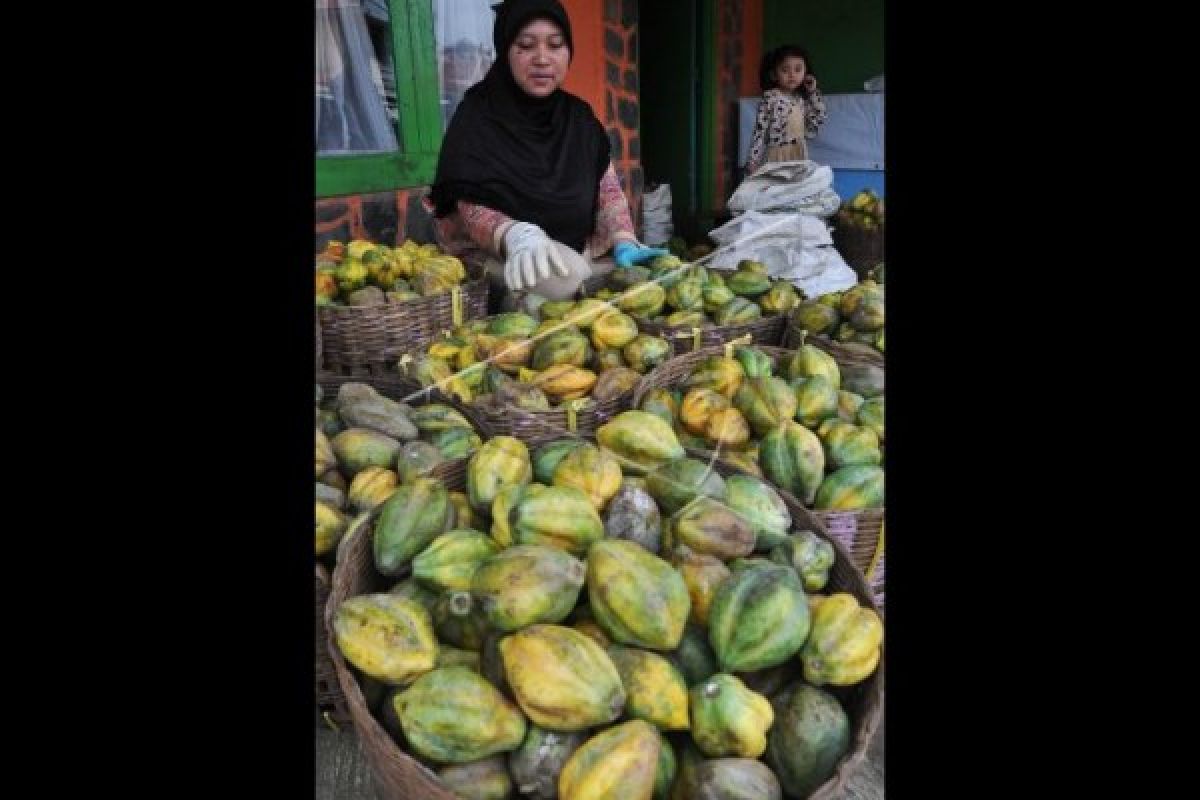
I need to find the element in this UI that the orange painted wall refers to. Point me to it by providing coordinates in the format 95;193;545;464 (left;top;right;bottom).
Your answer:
560;0;607;120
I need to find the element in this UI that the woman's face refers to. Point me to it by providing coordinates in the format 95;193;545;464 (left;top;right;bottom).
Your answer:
774;56;808;92
507;18;569;98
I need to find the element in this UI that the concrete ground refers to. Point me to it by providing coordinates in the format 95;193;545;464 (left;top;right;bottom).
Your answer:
315;715;884;799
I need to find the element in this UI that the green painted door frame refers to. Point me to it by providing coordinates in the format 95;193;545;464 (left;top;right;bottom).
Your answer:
316;0;445;198
694;0;718;234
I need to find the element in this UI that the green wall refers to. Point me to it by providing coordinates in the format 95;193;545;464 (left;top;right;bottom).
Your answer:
763;0;884;94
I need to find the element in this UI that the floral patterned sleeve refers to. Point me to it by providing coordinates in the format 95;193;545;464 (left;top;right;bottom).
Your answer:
804;87;828;138
588;162;636;255
744;93;775;175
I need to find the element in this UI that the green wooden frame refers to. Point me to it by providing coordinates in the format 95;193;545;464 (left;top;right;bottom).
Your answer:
696;0;717;225
316;0;445;198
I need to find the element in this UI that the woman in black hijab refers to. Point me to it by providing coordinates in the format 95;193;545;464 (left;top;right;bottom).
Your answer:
429;0;664;301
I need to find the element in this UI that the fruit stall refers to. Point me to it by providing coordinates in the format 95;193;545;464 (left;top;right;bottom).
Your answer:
315;213;885;799
315;1;885;796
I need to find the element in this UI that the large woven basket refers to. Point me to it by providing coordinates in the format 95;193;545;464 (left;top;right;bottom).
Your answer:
314;375;484;732
783;319;884;370
392;311;674;448
317;260;489;377
327;467;883;800
579;266;788;354
832;221;884;279
315;563;352;728
632;343;885;606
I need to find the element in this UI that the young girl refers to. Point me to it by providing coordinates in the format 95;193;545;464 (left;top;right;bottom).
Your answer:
744;45;828;176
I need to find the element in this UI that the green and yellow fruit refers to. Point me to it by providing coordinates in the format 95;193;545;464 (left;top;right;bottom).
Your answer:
708;563;810;672
800;592;883;686
471;544;587;631
606;645;690;731
333;594;437;685
559;719;661;800
814;465;884;510
689;673;774;758
623;334;672;373
553;443;624;511
769;530;835;591
501;624;626;731
512;485;605;556
373;477;453;576
467;436;532;514
392;666;526;763
645;457;728;515
588;539;691;650
673;548;731;626
734;376;798;437
412;529;499;591
331;428;403;476
760;421;826;505
315;501;349;557
663;497;756;561
596;411;686;474
724;474;792;553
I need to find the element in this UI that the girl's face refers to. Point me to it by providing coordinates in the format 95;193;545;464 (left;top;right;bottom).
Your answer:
774;56;808;92
508;18;570;98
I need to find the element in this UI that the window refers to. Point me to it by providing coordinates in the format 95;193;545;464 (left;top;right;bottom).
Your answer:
316;0;447;197
431;1;496;130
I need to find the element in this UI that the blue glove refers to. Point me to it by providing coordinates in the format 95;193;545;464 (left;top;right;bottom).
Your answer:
613;241;669;268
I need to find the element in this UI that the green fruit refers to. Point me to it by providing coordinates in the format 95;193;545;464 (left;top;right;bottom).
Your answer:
645;457;728;515
765;683;850;798
760;421;826;505
724;474;792;552
392;666;526;763
708;563;810;672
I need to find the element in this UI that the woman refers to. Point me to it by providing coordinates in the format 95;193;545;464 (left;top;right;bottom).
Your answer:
428;0;664;302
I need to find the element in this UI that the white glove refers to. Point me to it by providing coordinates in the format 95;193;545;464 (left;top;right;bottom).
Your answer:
502;222;570;291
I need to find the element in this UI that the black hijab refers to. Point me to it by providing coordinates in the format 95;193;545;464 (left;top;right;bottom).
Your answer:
429;0;611;253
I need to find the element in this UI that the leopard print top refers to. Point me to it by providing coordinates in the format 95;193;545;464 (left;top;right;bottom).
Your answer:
745;88;828;175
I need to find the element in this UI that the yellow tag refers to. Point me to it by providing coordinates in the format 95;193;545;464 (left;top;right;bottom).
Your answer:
865;519;885;582
565;398;586;432
724;333;753;359
692;327;702;351
451;286;464;326
322;711;340;732
397;354;413;376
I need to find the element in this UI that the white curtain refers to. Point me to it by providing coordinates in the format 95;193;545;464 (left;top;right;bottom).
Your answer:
432;0;497;128
316;0;399;154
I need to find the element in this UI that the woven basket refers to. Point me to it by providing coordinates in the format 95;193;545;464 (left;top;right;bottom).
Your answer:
832;221;884;279
315;563;352;728
577;266;787;355
392;312;673;448
783;320;884;370
632;344;885;603
317;261;489;377
314;374;482;734
326;473;469;800
327;467;883;800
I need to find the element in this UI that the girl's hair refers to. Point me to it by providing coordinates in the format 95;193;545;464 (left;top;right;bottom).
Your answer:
759;45;814;96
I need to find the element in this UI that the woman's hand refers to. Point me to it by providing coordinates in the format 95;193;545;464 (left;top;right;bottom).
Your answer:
803;74;818;92
503;222;570;290
613;240;669;268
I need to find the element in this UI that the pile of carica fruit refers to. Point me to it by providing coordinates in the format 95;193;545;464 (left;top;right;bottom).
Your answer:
833;189;884;232
638;342;884;512
316;238;469;307
315;382;482;558
407;308;673;410
592;257;803;328
791;271;885;354
327;417;883;799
